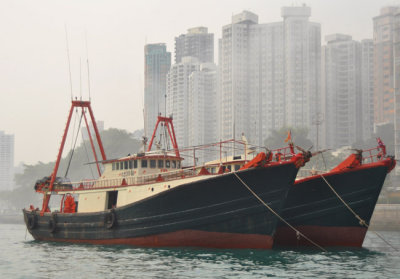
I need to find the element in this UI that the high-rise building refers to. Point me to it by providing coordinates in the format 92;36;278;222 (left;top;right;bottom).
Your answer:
166;57;200;148
282;6;321;144
361;39;375;141
393;9;400;164
175;27;214;64
322;35;374;149
373;7;400;125
144;43;171;137
219;11;258;146
219;6;321;147
322;34;361;149
188;63;218;163
0;131;14;191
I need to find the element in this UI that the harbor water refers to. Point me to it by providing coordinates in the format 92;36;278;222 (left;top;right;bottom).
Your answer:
1;223;400;278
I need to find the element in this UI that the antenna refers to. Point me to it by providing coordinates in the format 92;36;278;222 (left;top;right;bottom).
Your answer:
79;58;82;99
65;24;73;100
85;29;92;101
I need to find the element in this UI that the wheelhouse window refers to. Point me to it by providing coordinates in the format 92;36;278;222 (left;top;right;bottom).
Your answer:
177;161;181;168
141;160;147;168
166;160;170;168
158;160;164;168
112;162;115;170
134;160;137;168
172;160;176;168
116;162;120;170
129;160;133;169
234;165;240;171
150;159;156;168
120;161;124;170
124;161;128;170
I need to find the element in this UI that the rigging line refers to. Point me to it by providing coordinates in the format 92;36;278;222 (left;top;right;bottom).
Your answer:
65;24;73;100
81;127;95;179
233;172;327;252
65;112;84;177
85;29;92;101
320;174;398;251
70;108;78;153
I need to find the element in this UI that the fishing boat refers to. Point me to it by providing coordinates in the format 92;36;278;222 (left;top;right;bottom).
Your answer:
274;141;396;247
23;100;307;249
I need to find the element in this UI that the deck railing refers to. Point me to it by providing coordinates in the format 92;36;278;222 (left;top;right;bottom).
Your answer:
65;168;198;191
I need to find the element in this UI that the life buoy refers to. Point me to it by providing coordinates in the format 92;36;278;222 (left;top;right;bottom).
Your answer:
27;214;37;230
105;209;116;229
48;214;57;233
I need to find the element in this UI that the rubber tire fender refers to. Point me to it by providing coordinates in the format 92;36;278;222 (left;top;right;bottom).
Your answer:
105;209;116;229
27;214;37;230
48;213;57;233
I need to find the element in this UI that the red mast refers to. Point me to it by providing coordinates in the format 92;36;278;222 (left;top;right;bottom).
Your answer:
40;100;106;215
147;116;180;158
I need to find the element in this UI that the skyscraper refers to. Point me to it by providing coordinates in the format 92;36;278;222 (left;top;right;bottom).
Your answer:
218;6;321;147
322;34;361;149
188;63;218;163
219;11;258;145
282;6;321;144
361;39;375;141
393;9;400;165
373;7;400;125
144;43;171;137
0;131;14;191
166;56;200;148
175;27;214;64
322;35;374;149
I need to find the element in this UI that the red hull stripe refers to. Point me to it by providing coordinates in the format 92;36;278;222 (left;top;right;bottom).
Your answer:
274;226;367;247
36;230;274;249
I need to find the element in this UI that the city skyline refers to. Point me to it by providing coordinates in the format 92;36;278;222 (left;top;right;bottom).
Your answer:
0;0;397;164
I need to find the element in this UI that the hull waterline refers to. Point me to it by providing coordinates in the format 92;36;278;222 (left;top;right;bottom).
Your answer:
24;162;299;249
274;161;390;247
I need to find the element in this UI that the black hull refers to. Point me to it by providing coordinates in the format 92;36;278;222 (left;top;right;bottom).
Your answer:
275;163;389;247
24;162;298;249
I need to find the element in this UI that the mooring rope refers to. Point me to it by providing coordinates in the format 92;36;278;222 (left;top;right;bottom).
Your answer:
320;174;398;252
233;172;327;252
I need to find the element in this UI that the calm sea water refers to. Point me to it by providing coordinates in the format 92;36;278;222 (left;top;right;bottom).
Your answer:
1;224;400;279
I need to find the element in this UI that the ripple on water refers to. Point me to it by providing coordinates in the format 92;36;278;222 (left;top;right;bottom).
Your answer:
1;224;400;279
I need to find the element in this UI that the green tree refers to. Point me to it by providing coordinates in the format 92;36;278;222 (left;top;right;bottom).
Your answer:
264;127;313;150
2;128;142;210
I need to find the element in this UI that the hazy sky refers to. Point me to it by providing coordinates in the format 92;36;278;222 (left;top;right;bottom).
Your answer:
1;0;399;165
